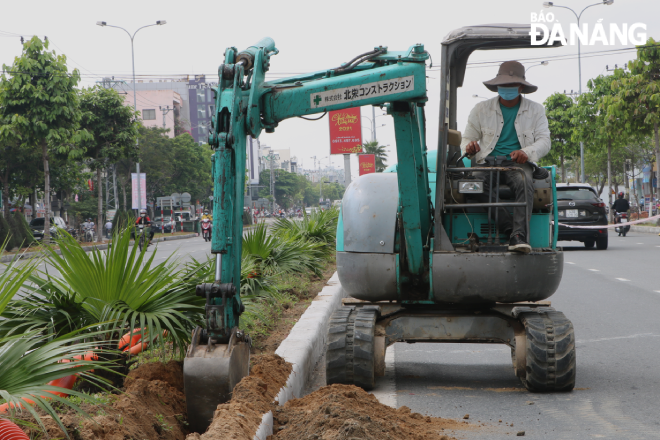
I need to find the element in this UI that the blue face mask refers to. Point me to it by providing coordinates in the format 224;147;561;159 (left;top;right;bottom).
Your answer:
498;86;520;101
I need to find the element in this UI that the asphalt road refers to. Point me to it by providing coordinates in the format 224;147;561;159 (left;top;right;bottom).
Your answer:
379;230;660;439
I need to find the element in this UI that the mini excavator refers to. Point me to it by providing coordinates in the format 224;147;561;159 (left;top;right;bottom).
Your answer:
184;25;575;433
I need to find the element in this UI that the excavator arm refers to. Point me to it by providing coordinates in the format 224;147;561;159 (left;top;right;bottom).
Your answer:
184;38;433;433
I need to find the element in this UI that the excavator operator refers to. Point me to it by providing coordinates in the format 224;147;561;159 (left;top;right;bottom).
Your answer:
461;60;551;254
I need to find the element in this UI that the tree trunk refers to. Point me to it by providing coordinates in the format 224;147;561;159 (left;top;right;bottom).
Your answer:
607;138;612;223
1;168;9;218
560;154;565;183
97;168;103;242
624;158;630;198
654;123;660;222
121;180;127;210
42;141;51;245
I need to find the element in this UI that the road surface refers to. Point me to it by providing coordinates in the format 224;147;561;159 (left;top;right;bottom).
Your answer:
377;230;660;439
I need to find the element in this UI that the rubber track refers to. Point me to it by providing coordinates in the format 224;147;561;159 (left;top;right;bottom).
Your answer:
326;306;356;386
352;306;378;390
325;306;379;390
519;309;576;392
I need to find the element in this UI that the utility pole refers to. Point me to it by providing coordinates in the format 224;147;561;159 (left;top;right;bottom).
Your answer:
371;106;377;142
344;154;352;187
160;105;172;130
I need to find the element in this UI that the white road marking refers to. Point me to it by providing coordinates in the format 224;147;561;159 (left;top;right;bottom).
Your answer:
577;333;660;344
637;243;643;245
615;278;630;282
588;269;600;272
655;291;660;294
566;262;575;265
371;344;397;408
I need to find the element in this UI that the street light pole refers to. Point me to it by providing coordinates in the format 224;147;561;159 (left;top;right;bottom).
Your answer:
97;20;167;212
543;1;613;183
525;60;549;74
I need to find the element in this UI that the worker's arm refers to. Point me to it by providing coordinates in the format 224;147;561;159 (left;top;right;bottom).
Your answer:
460;105;483;156
520;103;551;163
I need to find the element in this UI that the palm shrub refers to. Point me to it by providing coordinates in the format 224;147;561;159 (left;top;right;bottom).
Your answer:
243;222;326;276
0;214;12;251
4;214;22;251
7;229;205;356
12;212;35;248
0;241;109;435
271;207;339;254
186;254;284;325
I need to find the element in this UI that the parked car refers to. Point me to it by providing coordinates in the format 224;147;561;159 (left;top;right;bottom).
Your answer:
151;216;176;233
556;183;608;250
29;216;67;241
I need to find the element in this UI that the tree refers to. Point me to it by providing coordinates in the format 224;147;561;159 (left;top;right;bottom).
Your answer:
79;86;139;241
542;93;580;181
0;37;86;244
362;141;388;172
608;37;660;204
166;133;213;202
258;169;306;209
137;128;213;209
573;72;630;214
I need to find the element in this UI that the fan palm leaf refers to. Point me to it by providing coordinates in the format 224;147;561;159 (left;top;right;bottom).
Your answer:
0;240;111;437
27;229;204;355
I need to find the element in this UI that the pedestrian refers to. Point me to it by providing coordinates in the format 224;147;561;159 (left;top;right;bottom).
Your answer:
105;219;113;238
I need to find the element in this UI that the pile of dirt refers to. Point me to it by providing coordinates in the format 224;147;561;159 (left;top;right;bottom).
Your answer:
125;359;185;392
271;384;474;440
188;354;292;440
20;361;188;440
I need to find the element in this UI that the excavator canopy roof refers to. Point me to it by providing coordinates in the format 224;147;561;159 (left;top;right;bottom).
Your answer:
441;23;561;89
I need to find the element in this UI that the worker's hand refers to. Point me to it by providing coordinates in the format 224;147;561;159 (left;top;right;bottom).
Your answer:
510;150;528;164
465;141;481;156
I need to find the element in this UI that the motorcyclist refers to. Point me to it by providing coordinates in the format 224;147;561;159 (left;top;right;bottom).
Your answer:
201;209;213;221
611;192;630;237
135;209;155;244
611;192;630;214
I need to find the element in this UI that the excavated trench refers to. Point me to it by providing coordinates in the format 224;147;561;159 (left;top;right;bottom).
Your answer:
14;354;482;440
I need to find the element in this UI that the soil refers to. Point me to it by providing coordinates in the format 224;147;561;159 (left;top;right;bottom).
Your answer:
187;354;292;440
270;385;475;440
18;360;188;440
251;261;337;355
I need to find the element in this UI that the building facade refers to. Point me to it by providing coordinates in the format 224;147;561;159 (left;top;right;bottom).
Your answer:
188;75;218;145
111;78;190;139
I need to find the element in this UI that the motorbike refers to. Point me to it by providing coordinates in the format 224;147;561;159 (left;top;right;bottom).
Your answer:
201;219;212;242
136;224;149;251
614;211;630;237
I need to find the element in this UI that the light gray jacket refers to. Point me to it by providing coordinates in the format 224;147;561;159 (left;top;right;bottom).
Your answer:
460;96;551;164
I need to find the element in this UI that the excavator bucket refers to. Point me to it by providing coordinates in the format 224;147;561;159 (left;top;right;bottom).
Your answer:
184;327;250;433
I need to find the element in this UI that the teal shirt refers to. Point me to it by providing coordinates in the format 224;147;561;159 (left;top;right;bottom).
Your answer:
490;101;521;160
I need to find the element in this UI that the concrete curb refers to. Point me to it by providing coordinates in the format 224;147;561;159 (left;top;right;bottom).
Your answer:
630;225;660;234
252;272;346;440
0;233;197;264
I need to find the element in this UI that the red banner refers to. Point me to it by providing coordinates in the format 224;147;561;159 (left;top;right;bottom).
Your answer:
329;108;363;155
359;154;376;176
